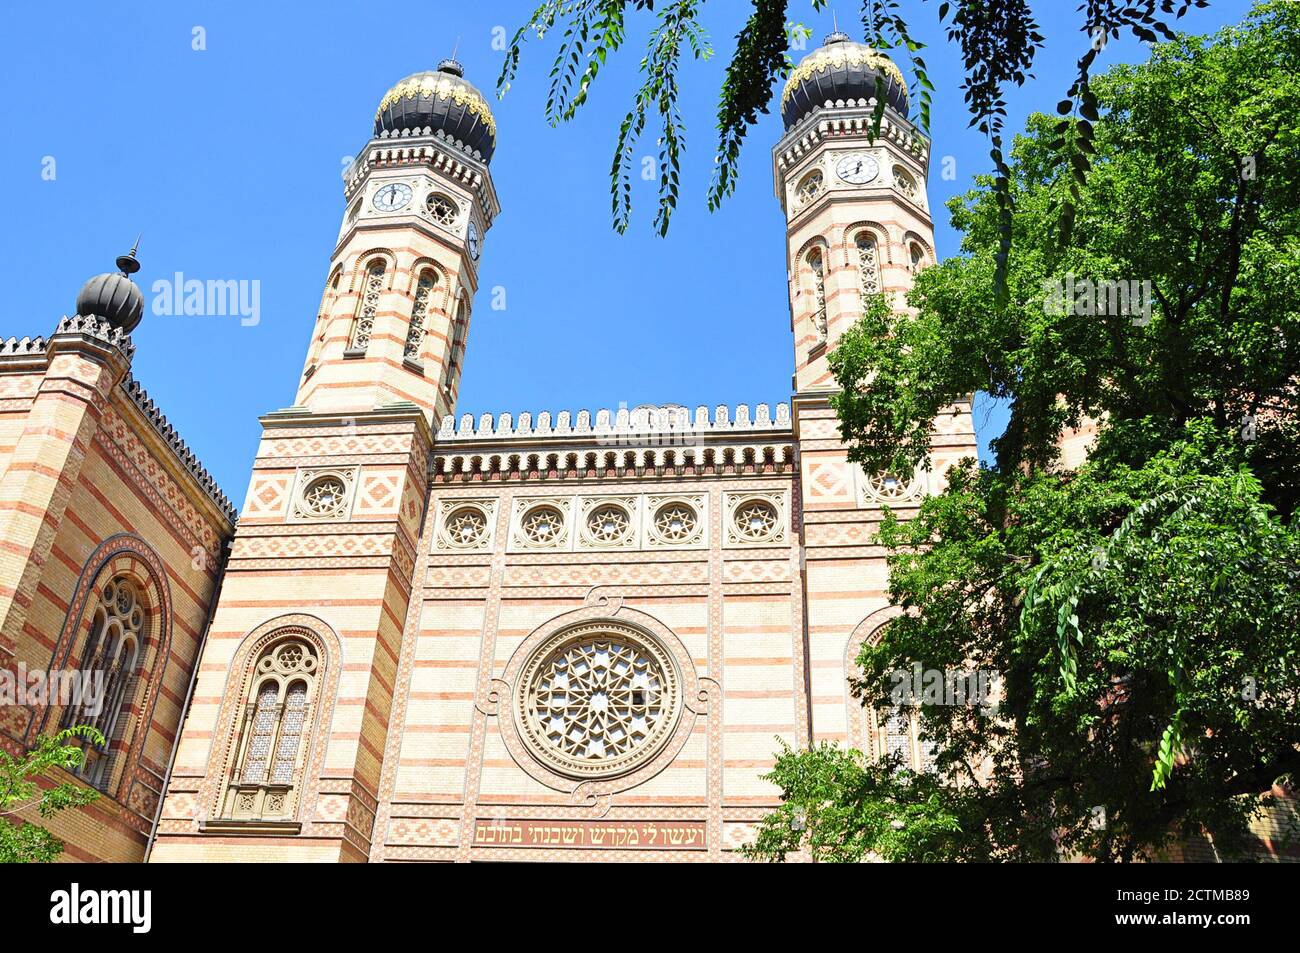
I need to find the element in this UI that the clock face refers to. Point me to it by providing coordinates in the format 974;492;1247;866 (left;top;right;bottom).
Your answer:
372;182;412;212
467;221;480;261
836;154;879;185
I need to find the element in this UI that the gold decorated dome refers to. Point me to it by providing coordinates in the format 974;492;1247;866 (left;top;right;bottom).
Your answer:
374;59;496;162
781;32;908;129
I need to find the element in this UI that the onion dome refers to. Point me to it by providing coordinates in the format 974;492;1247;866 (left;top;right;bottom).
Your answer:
74;242;144;333
374;59;496;162
781;32;908;130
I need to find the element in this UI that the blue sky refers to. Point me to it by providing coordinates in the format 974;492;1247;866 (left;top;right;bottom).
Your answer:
0;1;1251;499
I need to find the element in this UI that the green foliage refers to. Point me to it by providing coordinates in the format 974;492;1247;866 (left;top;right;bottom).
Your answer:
498;1;1205;294
751;2;1300;862
0;727;103;864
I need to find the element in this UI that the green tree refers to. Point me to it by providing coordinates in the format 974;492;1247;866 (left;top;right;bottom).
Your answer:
0;727;103;863
747;0;1300;862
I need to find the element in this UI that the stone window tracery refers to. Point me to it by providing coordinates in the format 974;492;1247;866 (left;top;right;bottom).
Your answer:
349;260;385;352
586;504;631;545
60;575;143;791
521;505;565;545
653;502;697;542
224;638;319;820
516;623;683;779
796;169;824;206
733;499;779;542
445;506;488;547
404;271;436;360
856;232;881;299
893;165;918;199
301;475;348;518
426;192;458;227
807;248;828;342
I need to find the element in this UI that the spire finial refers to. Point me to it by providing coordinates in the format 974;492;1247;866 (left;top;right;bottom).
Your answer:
115;235;141;276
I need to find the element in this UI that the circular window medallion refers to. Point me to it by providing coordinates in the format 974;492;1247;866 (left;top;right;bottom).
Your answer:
586;504;631;545
653;502;697;542
866;471;913;503
302;476;348;518
445;506;488;547
521;505;565;544
426;192;458;226
515;623;682;779
734;499;779;541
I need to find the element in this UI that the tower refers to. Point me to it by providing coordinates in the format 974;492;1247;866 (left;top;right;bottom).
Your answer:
297;59;500;424
151;61;500;862
775;33;977;754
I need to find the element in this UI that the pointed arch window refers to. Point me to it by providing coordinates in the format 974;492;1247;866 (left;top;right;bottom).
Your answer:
855;232;881;301
60;575;144;791
348;261;385;352
404;270;436;361
223;638;319;821
807;248;828;342
443;297;469;395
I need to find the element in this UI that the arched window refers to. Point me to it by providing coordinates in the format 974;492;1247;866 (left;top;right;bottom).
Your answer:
855;232;881;300
223;638;319;820
909;242;927;275
806;249;827;342
871;706;938;774
348;260;385;352
60;575;144;791
443;296;468;394
404;270;436;361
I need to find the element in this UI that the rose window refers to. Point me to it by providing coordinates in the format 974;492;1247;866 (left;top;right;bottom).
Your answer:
586;504;631;544
797;169;824;205
653;503;697;542
302;476;348;518
426;192;458;226
522;505;565;544
517;626;682;777
867;472;913;502
893;166;918;198
735;499;779;541
446;507;488;546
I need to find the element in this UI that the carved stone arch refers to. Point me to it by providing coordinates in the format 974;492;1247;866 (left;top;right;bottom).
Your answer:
843;606;904;753
200;613;342;826
404;258;445;298
491;592;707;800
352;248;397;290
34;533;173;801
842;220;891;264
902;231;935;270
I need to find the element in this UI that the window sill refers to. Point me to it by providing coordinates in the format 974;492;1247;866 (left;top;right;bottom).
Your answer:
807;341;827;361
200;818;302;835
403;356;425;375
342;347;366;359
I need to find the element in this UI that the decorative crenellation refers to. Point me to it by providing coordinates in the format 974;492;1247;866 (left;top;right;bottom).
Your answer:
53;314;137;361
776;109;929;172
121;374;237;523
0;334;48;357
438;402;790;441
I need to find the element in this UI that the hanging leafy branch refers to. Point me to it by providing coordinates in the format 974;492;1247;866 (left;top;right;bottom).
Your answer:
496;0;1218;295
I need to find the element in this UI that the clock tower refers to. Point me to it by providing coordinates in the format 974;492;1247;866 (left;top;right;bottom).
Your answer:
775;32;976;746
295;58;500;425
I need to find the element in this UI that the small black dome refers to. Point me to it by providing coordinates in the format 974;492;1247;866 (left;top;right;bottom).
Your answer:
781;33;908;130
374;61;496;161
75;247;143;333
